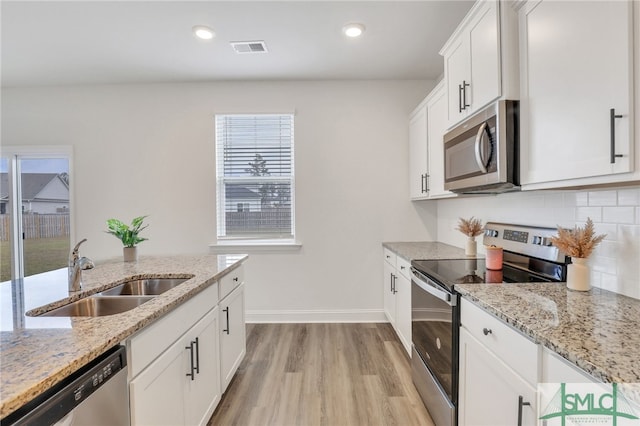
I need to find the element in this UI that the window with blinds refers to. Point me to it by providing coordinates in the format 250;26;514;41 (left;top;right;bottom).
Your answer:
215;114;294;240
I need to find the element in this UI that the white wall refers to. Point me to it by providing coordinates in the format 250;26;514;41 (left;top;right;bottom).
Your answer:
434;187;640;299
1;80;438;321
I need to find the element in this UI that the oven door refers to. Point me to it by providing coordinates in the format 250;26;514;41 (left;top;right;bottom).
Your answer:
411;269;457;426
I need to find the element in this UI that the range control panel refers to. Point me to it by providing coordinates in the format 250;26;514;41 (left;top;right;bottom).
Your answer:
483;222;565;262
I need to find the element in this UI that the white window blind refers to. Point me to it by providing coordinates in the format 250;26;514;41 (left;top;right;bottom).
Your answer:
215;114;294;240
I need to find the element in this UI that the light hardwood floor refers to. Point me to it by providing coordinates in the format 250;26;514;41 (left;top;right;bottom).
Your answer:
208;323;434;426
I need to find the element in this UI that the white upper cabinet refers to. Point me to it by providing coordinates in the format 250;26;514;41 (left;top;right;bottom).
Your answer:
519;0;636;189
409;101;429;199
426;82;455;198
409;81;455;200
440;0;519;128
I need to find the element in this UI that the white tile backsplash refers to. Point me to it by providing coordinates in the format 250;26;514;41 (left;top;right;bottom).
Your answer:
588;190;618;206
436;185;640;299
603;206;636;224
575;191;589;207
576;206;602;222
618;188;640;206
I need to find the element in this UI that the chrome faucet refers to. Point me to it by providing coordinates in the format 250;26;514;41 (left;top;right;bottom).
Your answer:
69;239;94;291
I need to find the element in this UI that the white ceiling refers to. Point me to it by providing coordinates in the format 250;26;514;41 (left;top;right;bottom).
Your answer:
1;1;474;87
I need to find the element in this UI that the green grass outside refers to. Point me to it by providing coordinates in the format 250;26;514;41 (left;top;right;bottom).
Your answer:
0;237;70;282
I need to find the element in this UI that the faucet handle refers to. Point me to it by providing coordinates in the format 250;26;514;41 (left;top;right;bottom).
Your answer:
72;238;88;256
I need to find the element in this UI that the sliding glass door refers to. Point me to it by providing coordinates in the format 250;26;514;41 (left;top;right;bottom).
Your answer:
0;148;72;282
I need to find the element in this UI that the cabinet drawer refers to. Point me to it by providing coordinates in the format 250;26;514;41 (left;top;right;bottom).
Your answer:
383;248;397;268
219;264;244;300
128;283;218;378
396;256;411;280
460;298;538;385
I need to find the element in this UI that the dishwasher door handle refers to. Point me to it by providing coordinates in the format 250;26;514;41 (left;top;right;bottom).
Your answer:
411;268;456;306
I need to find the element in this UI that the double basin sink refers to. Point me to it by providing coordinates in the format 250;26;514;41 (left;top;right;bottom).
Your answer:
35;277;192;318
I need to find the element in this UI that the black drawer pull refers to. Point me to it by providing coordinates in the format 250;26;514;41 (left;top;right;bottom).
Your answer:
482;328;492;336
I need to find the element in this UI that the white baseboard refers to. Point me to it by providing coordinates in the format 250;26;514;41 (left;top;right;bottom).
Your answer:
246;309;386;323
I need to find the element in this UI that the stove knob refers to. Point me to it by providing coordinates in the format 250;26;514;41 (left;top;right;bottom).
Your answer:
533;236;540;245
542;237;553;246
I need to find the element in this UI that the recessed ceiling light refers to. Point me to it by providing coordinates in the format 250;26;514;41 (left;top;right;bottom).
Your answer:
193;25;215;40
343;23;365;38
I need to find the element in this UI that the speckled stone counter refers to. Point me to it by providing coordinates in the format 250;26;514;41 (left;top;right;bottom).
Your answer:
456;283;640;384
383;241;471;261
0;254;247;420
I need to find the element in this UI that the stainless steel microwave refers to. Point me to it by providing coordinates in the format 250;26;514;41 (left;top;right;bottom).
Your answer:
444;100;519;194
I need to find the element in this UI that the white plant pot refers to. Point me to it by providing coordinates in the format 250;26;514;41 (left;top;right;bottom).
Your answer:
465;238;477;257
123;246;138;262
567;257;590;291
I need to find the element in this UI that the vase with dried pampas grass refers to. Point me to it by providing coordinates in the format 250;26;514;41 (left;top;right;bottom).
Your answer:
456;217;484;257
550;218;606;291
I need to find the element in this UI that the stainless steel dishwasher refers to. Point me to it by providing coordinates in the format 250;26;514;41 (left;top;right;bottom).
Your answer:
4;346;130;426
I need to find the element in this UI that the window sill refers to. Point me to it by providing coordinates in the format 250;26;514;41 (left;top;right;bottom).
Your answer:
209;240;302;254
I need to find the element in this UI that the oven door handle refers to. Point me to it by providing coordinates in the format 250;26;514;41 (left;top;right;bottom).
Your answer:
411;269;456;307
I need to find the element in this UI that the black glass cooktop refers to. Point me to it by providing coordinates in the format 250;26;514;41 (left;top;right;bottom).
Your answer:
411;258;558;292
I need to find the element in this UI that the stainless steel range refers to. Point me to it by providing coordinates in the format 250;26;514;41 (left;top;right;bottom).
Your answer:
410;222;569;426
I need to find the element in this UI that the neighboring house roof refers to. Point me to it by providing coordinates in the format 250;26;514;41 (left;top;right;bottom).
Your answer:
226;185;261;199
0;173;69;201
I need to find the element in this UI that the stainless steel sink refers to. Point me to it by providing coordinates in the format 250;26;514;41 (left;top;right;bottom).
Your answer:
37;296;154;317
99;278;190;296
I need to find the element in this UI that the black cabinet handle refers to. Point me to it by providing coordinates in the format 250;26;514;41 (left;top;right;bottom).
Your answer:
185;342;195;380
421;174;425;193
223;307;230;335
458;84;464;113
518;395;531;426
233;276;239;282
610;108;624;163
425;174;430;193
391;274;397;294
462;80;470;110
194;337;200;375
482;328;492;336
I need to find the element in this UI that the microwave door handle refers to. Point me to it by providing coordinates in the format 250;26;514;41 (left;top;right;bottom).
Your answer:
474;121;488;173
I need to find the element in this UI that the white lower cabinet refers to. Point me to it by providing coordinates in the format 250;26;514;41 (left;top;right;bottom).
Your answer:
459;328;537;426
382;249;411;356
383;254;397;328
458;299;537;426
127;264;248;426
219;281;246;392
130;307;220;426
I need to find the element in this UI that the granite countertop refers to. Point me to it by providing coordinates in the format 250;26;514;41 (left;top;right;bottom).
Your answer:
383;241;473;261
383;241;639;384
0;254;247;420
456;283;640;384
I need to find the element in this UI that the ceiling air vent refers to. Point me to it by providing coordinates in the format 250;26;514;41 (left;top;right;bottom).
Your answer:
230;41;268;54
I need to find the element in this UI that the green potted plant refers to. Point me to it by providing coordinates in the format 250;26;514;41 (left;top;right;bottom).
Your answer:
106;215;149;262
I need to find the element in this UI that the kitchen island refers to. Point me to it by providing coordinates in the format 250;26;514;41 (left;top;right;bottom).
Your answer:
0;254;246;420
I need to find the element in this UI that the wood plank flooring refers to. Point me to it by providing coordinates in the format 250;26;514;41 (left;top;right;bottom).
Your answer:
208;323;434;426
